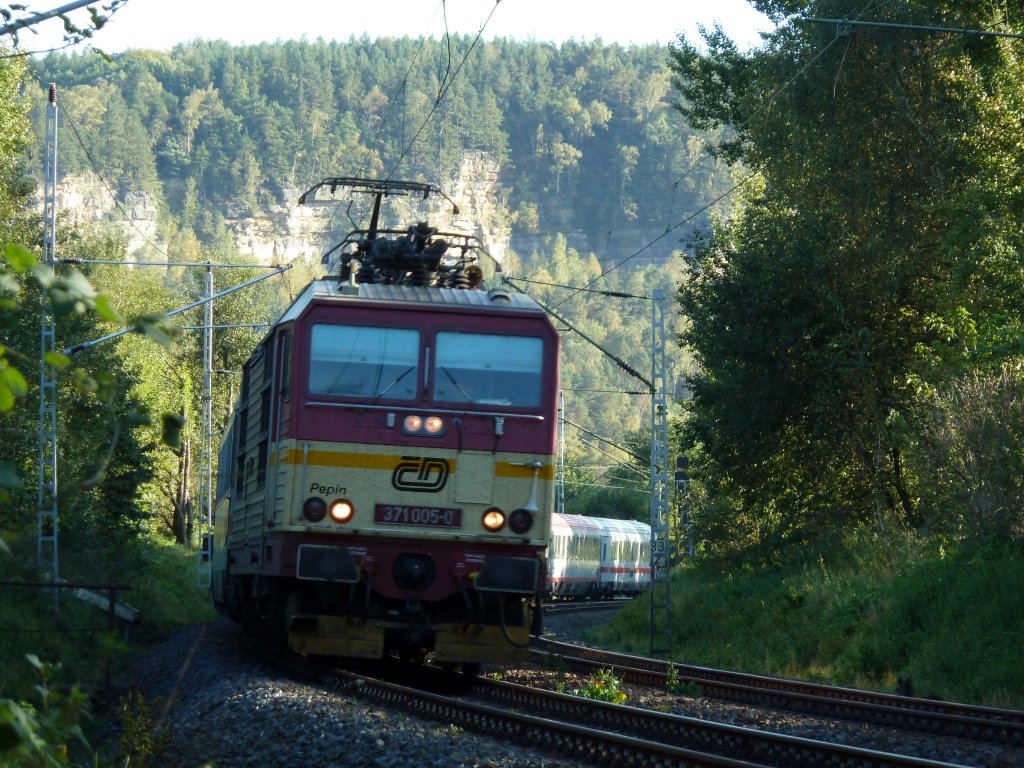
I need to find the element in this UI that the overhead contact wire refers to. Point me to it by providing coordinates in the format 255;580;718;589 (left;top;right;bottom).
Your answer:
383;0;502;182
27;66;173;259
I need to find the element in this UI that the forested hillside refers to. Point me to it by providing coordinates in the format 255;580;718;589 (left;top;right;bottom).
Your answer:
34;37;729;258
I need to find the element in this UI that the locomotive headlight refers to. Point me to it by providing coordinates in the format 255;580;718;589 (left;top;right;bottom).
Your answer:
329;499;354;523
482;507;506;532
509;508;533;534
303;497;327;522
402;413;445;436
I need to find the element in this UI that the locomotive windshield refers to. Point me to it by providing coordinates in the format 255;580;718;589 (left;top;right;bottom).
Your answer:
309;324;419;400
432;332;543;408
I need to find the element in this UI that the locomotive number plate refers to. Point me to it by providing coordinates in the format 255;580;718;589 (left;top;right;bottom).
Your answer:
374;504;463;528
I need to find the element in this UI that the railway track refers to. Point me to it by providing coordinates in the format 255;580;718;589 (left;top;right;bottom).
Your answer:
533;637;1024;747
244;635;972;767
464;673;965;768
543;599;626;615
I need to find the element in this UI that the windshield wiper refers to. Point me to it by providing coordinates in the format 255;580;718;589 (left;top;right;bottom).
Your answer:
441;366;472;402
372;366;415;402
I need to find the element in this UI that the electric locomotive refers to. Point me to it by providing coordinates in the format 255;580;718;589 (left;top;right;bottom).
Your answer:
211;178;560;670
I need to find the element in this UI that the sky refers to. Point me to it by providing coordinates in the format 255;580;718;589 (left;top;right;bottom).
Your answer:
13;0;773;55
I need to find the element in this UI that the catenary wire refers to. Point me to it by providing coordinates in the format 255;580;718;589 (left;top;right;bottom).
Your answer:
308;0;500;244
25;65;174;260
311;2;445;243
382;0;502;183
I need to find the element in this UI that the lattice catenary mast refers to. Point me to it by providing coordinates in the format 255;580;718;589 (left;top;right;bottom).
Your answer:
38;83;59;582
196;264;214;587
648;288;672;658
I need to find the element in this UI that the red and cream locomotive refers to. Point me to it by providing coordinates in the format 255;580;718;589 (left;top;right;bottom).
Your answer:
211;178;559;671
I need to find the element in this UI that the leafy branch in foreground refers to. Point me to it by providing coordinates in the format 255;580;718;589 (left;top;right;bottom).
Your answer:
0;241;180;504
1;0;129;51
0;655;91;767
0;241;122;412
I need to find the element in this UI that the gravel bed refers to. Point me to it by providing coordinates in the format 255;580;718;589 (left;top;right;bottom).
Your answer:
98;616;591;768
95;610;1024;767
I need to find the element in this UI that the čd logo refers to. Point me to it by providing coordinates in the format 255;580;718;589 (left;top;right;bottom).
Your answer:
392;456;450;492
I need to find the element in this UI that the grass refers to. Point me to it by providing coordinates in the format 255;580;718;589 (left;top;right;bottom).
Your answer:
590;537;1024;708
0;534;216;699
0;532;215;765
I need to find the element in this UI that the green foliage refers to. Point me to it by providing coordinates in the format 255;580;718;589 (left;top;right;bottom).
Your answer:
594;538;1024;707
33;38;730;253
664;662;700;697
570;668;628;704
0;656;91;767
834;542;1024;704
116;690;169;765
0;52;32;213
80;252;281;544
0;541;215;766
670;2;1024;561
0;233;170;539
3;0;128;50
125;537;217;634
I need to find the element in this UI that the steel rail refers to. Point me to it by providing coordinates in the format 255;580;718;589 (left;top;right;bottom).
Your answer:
251;641;761;768
534;638;1024;745
543;600;625;615
246;635;963;768
468;675;965;768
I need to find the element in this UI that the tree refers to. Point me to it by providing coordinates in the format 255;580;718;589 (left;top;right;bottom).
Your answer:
549;139;581;197
670;2;1024;561
618;144;639;213
0;49;173;542
1;1;128;49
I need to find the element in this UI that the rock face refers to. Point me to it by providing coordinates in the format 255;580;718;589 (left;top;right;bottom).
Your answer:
447;151;509;266
54;175;159;256
52;152;511;267
223;196;325;265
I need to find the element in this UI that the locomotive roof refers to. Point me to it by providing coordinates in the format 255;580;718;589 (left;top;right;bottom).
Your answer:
277;278;546;324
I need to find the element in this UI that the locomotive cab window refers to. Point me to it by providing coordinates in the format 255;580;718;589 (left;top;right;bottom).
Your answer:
309;325;419;400
432;332;543;407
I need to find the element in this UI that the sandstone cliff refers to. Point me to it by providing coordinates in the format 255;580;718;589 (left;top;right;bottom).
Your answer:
51;152;511;268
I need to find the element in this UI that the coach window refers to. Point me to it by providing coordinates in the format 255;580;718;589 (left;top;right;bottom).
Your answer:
433;332;543;407
256;439;268;488
309;325;419;400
